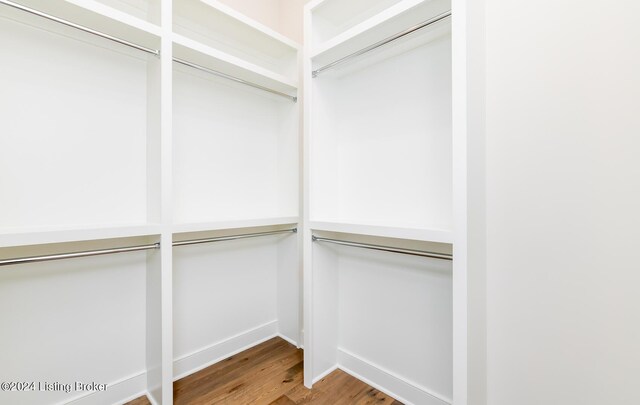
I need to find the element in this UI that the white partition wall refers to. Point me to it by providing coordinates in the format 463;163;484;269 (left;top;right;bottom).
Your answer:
303;1;467;404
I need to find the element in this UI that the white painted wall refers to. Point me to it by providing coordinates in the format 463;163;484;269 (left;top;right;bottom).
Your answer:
0;16;148;230
338;247;453;401
485;1;640;404
0;247;149;405
173;65;298;223
173;233;300;378
309;30;452;230
278;0;305;44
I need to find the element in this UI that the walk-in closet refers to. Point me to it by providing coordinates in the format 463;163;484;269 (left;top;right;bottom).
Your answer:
4;0;638;404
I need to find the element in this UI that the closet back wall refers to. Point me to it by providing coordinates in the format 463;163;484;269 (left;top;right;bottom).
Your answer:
0;14;149;229
310;30;452;229
173;66;298;223
0;244;149;405
173;232;299;378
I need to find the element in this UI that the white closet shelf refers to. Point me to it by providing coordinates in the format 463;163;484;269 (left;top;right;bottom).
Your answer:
173;33;298;96
309;220;453;244
2;0;161;50
172;217;299;234
0;224;162;248
198;0;300;52
310;0;450;69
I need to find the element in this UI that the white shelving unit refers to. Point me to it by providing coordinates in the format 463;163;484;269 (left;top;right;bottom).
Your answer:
0;0;300;403
303;1;466;404
309;221;453;244
1;0;474;402
173;0;298;86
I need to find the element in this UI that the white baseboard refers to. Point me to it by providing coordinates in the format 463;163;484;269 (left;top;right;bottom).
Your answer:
173;320;279;381
144;391;159;405
338;349;452;405
312;364;339;385
62;371;147;405
277;333;299;348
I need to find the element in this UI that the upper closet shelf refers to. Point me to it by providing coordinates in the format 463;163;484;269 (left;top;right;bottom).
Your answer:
199;0;299;51
0;0;161;52
174;0;299;92
309;221;453;244
309;0;451;70
0;224;162;248
173;217;299;235
173;34;298;100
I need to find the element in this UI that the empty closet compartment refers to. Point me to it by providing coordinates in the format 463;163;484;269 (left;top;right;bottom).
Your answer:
172;52;299;226
172;226;300;379
171;0;301;391
0;235;161;405
308;0;452;233
310;0;409;51
310;232;453;405
173;0;299;84
171;0;299;229
0;0;161;231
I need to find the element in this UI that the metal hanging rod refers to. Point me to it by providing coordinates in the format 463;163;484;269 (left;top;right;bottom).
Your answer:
173;58;298;102
173;228;297;247
0;0;159;56
312;10;452;78
0;243;160;267
312;235;452;261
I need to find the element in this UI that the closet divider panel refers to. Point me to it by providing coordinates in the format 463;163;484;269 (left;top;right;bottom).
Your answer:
276;229;301;344
309;238;340;380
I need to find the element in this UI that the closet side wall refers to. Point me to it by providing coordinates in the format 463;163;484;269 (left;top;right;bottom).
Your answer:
485;1;640;404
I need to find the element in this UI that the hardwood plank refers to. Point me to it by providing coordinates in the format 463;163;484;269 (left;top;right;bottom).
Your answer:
269;395;297;405
124;396;151;405
282;381;328;404
175;338;300;405
124;337;403;405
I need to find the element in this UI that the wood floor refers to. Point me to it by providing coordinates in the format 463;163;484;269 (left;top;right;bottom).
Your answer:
126;337;402;405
